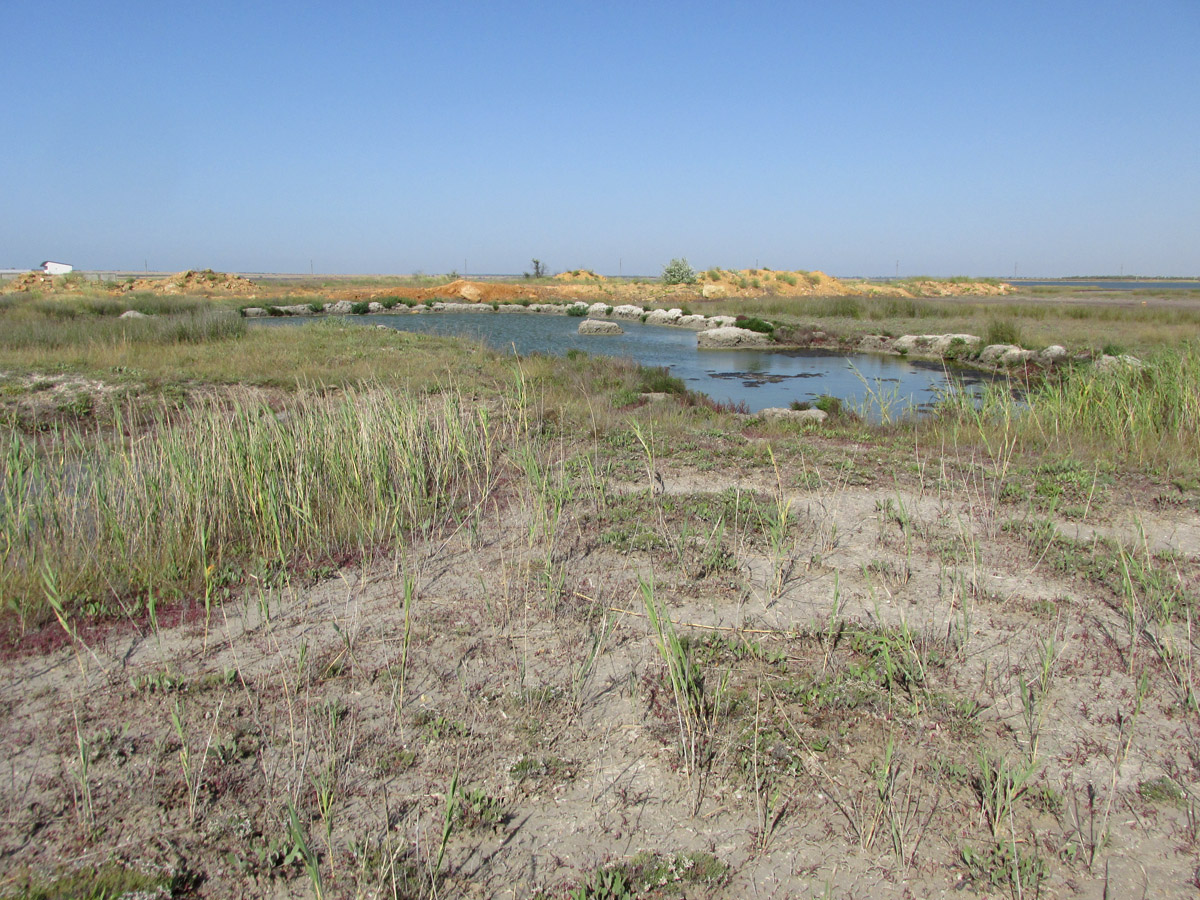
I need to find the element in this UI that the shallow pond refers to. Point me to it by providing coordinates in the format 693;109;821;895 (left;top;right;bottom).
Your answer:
253;313;989;416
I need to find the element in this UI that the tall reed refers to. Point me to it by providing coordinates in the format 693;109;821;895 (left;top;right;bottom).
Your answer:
1;387;509;620
933;342;1200;474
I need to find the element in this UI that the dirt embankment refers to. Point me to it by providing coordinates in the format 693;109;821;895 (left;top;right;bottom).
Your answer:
3;272;76;292
4;268;1013;304
124;270;259;295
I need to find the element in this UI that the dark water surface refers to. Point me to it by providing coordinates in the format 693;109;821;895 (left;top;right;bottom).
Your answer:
254;313;989;416
1010;280;1200;290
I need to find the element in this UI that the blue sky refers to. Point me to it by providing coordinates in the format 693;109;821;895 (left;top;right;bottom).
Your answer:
3;1;1197;277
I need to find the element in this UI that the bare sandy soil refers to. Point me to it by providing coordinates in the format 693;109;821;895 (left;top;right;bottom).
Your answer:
2;422;1198;898
1;269;1013;306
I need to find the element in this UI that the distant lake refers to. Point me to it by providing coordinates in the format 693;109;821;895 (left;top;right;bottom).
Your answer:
253;312;991;418
1011;280;1200;290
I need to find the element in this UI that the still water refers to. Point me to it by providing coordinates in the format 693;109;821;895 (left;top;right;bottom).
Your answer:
254;313;987;416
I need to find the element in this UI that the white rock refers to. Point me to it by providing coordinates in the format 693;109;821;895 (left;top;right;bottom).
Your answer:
1001;347;1036;365
705;315;737;328
329;300;354;315
978;343;1022;365
675;315;708;330
587;302;610;318
1038;345;1069;364
578;319;624;335
1094;354;1143;373
760;407;828;424
893;333;979;356
701;283;727;299
241;307;267;317
441;302;492;313
120;309;149;319
610;304;645;320
697;326;773;348
644;308;683;326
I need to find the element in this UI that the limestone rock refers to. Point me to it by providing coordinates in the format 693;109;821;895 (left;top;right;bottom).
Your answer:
858;335;892;352
587;302;610;318
697;326;773;349
1001;347;1036;366
1038;345;1069;365
442;302;492;313
458;284;482;302
610;304;645;320
701;283;727;299
329;300;355;315
760;407;828;424
705;315;737;329
978;344;1022;365
119;309;149;319
644;308;683;326
1094;353;1143;373
675;314;709;330
241;307;267;317
578;319;624;335
893;334;980;356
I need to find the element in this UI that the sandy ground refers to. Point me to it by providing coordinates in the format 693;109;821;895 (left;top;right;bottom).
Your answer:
2;426;1198;898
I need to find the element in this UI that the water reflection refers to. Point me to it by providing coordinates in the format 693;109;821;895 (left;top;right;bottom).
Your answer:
253;313;990;417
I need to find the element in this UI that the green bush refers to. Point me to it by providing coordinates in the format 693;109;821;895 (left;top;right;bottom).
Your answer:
350;301;371;315
985;318;1022;346
566;305;587;317
734;315;775;334
661;258;697;285
639;365;686;394
308;301;325;313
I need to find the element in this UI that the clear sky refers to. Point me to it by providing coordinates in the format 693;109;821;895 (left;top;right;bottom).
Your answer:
3;1;1197;277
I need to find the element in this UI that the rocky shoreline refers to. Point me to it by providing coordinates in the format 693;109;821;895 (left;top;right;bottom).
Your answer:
241;299;1139;377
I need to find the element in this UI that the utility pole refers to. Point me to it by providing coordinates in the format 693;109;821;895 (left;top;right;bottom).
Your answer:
895;260;899;278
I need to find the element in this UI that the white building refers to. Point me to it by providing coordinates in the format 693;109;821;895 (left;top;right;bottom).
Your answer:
41;261;74;275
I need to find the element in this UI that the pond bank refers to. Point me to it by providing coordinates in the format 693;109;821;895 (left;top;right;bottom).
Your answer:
242;298;1121;377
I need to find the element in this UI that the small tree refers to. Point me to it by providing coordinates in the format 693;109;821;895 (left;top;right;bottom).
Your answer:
661;258;697;285
524;258;549;280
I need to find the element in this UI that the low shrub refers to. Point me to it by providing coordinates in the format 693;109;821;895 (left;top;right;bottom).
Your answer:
350;301;371;315
661;258;697;285
639;366;686;395
985;318;1023;346
734;315;775;335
